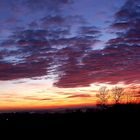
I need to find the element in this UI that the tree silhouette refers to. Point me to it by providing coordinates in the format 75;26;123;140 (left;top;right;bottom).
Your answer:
132;86;140;103
112;86;124;104
125;86;137;104
125;92;132;104
96;86;110;106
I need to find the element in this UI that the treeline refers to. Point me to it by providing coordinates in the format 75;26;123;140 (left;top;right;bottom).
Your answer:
96;86;140;106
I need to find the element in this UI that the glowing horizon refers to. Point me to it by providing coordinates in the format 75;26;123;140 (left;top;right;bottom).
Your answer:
0;78;139;110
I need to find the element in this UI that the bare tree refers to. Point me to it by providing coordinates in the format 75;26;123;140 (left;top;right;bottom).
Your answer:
96;86;110;106
125;86;137;104
125;92;132;104
112;86;124;104
131;86;140;103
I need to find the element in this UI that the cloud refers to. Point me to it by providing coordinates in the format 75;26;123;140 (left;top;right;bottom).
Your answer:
0;93;18;98
78;26;101;36
0;17;100;81
0;60;50;80
67;94;92;98
41;15;86;31
109;0;140;48
0;93;20;102
22;0;73;15
23;96;52;101
54;45;140;88
111;0;140;30
54;0;140;88
111;22;131;30
25;0;73;11
1;0;139;89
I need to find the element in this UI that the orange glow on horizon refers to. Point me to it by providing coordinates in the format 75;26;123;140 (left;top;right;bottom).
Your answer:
0;79;139;111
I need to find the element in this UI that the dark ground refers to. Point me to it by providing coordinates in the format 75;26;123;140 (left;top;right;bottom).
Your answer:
0;104;140;137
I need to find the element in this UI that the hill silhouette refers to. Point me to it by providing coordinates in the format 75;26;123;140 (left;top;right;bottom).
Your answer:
1;104;140;129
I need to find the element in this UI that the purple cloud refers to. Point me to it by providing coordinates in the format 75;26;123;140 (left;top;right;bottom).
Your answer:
0;0;139;89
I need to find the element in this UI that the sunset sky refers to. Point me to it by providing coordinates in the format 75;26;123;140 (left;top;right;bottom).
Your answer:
0;0;140;111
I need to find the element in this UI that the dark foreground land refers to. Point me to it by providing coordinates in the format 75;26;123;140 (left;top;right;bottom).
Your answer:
1;104;140;136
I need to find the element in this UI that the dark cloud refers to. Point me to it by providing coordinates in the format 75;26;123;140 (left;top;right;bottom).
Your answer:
54;0;140;88
111;0;140;30
0;0;74;31
41;15;86;31
0;60;50;80
109;0;140;48
111;22;131;30
0;7;100;82
78;26;101;36
54;46;140;88
105;0;140;83
1;0;139;89
0;30;54;80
